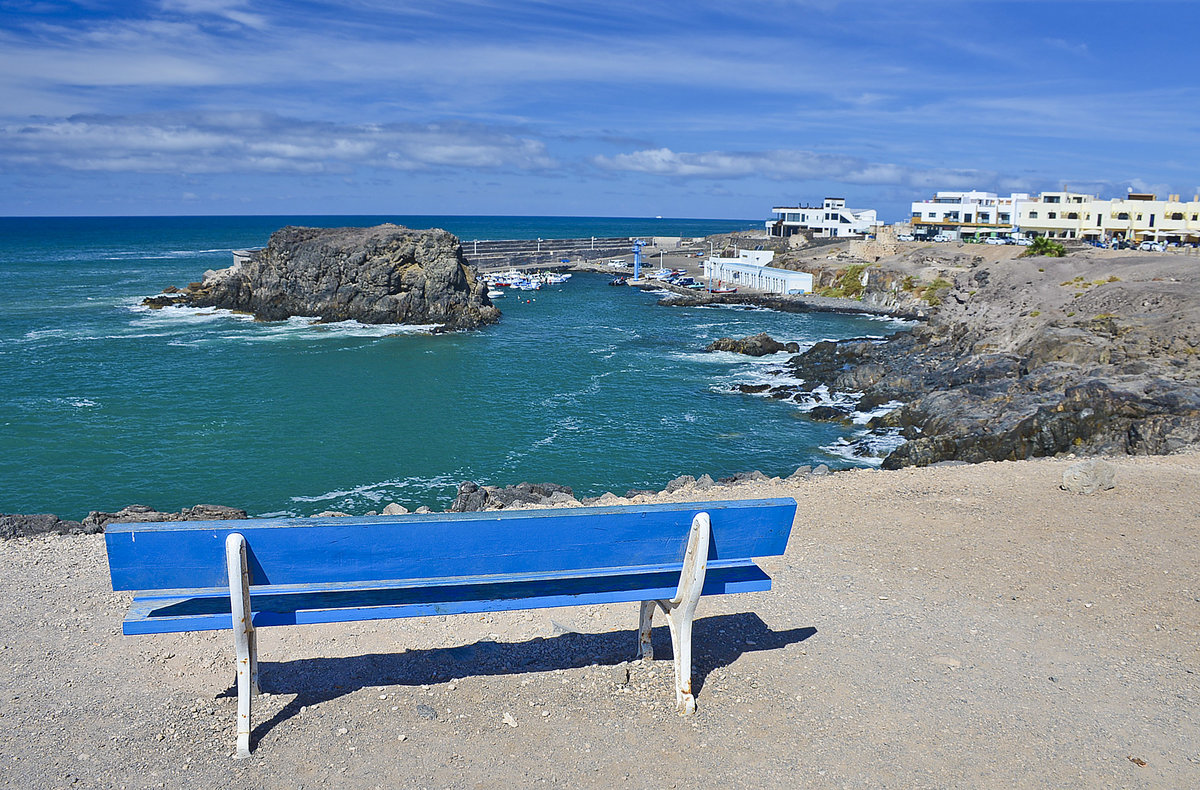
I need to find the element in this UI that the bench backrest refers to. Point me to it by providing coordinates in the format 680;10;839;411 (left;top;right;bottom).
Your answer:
106;498;796;592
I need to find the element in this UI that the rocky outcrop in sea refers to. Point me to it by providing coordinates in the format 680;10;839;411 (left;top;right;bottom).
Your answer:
706;333;800;356
148;224;499;331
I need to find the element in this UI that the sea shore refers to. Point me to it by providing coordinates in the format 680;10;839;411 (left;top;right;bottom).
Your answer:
2;451;1197;788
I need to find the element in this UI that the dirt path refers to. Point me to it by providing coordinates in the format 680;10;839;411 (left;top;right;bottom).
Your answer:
1;452;1197;788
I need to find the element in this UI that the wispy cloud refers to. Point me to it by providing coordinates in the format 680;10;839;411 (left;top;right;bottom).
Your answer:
592;147;1001;190
0;113;558;174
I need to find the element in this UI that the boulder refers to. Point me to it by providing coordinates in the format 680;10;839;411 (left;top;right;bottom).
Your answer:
807;406;852;423
159;224;499;331
1061;459;1116;494
707;333;800;357
663;475;696;493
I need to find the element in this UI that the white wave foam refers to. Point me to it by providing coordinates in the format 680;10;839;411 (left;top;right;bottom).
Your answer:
290;472;463;504
823;428;907;467
851;400;904;425
128;304;441;339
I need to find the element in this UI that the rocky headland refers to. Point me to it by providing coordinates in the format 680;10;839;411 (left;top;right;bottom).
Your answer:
744;245;1200;468
147;224;499;331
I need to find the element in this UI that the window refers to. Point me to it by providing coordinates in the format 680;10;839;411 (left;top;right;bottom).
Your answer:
1170;213;1184;220
1044;195;1061;203
999;213;1010;223
1117;213;1129;220
1029;211;1038;219
1048;212;1057;219
927;213;936;219
1067;213;1079;220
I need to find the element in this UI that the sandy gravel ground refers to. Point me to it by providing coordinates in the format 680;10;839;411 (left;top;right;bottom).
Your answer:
1;452;1197;789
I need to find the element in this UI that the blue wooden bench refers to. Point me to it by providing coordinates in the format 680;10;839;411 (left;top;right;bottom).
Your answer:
105;497;796;758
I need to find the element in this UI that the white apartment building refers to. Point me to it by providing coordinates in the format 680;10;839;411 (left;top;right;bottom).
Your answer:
908;188;1200;243
910;191;1028;239
703;250;814;294
767;197;877;238
1017;191;1200;243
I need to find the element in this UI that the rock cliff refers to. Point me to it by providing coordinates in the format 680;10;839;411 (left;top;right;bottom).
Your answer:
783;250;1200;467
153;224;499;330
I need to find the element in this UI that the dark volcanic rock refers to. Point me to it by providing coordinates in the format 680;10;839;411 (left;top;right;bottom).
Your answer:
155;224;499;331
450;481;575;512
788;254;1200;468
81;503;248;532
707;333;800;356
807;405;853;423
0;513;87;539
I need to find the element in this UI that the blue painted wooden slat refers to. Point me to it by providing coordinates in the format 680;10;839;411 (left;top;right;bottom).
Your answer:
106;498;795;592
122;562;772;635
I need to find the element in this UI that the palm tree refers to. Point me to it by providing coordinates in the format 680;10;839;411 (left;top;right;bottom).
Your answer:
1026;236;1066;257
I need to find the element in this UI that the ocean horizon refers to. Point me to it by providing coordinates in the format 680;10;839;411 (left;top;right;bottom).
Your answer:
0;215;908;519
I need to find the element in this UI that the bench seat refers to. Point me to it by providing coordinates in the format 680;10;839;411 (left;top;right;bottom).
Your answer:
123;559;772;634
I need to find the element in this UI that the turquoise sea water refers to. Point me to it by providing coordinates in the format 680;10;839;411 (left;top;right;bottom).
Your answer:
0;216;907;519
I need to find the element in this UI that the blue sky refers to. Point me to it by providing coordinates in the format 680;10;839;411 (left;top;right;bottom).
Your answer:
1;0;1197;220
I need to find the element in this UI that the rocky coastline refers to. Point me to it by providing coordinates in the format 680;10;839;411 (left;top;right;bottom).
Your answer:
744;246;1200;468
145;224;499;331
9;243;1199;529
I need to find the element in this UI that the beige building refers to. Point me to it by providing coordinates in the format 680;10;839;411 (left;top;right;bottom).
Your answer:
1018;191;1200;243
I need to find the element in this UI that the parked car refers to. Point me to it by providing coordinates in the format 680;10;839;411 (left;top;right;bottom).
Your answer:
1013;237;1033;246
1138;240;1165;252
896;233;915;242
984;237;1007;245
931;234;953;243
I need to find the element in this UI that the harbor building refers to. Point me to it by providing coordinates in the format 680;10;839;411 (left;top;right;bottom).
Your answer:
703;250;814;294
767;197;877;238
910;191;1028;240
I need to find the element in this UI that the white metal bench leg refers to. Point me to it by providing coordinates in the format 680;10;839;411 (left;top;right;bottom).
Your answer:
636;600;656;661
636;512;709;714
226;533;257;759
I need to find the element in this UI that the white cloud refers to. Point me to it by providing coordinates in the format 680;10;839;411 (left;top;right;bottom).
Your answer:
592;147;1000;190
0;113;558;174
160;0;270;29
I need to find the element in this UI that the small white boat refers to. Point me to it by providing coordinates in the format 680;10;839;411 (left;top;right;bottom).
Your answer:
487;288;505;298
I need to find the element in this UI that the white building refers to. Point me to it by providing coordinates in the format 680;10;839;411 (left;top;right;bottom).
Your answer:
908;188;1200;243
767;197;877;238
703;250;814;294
909;190;1029;240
